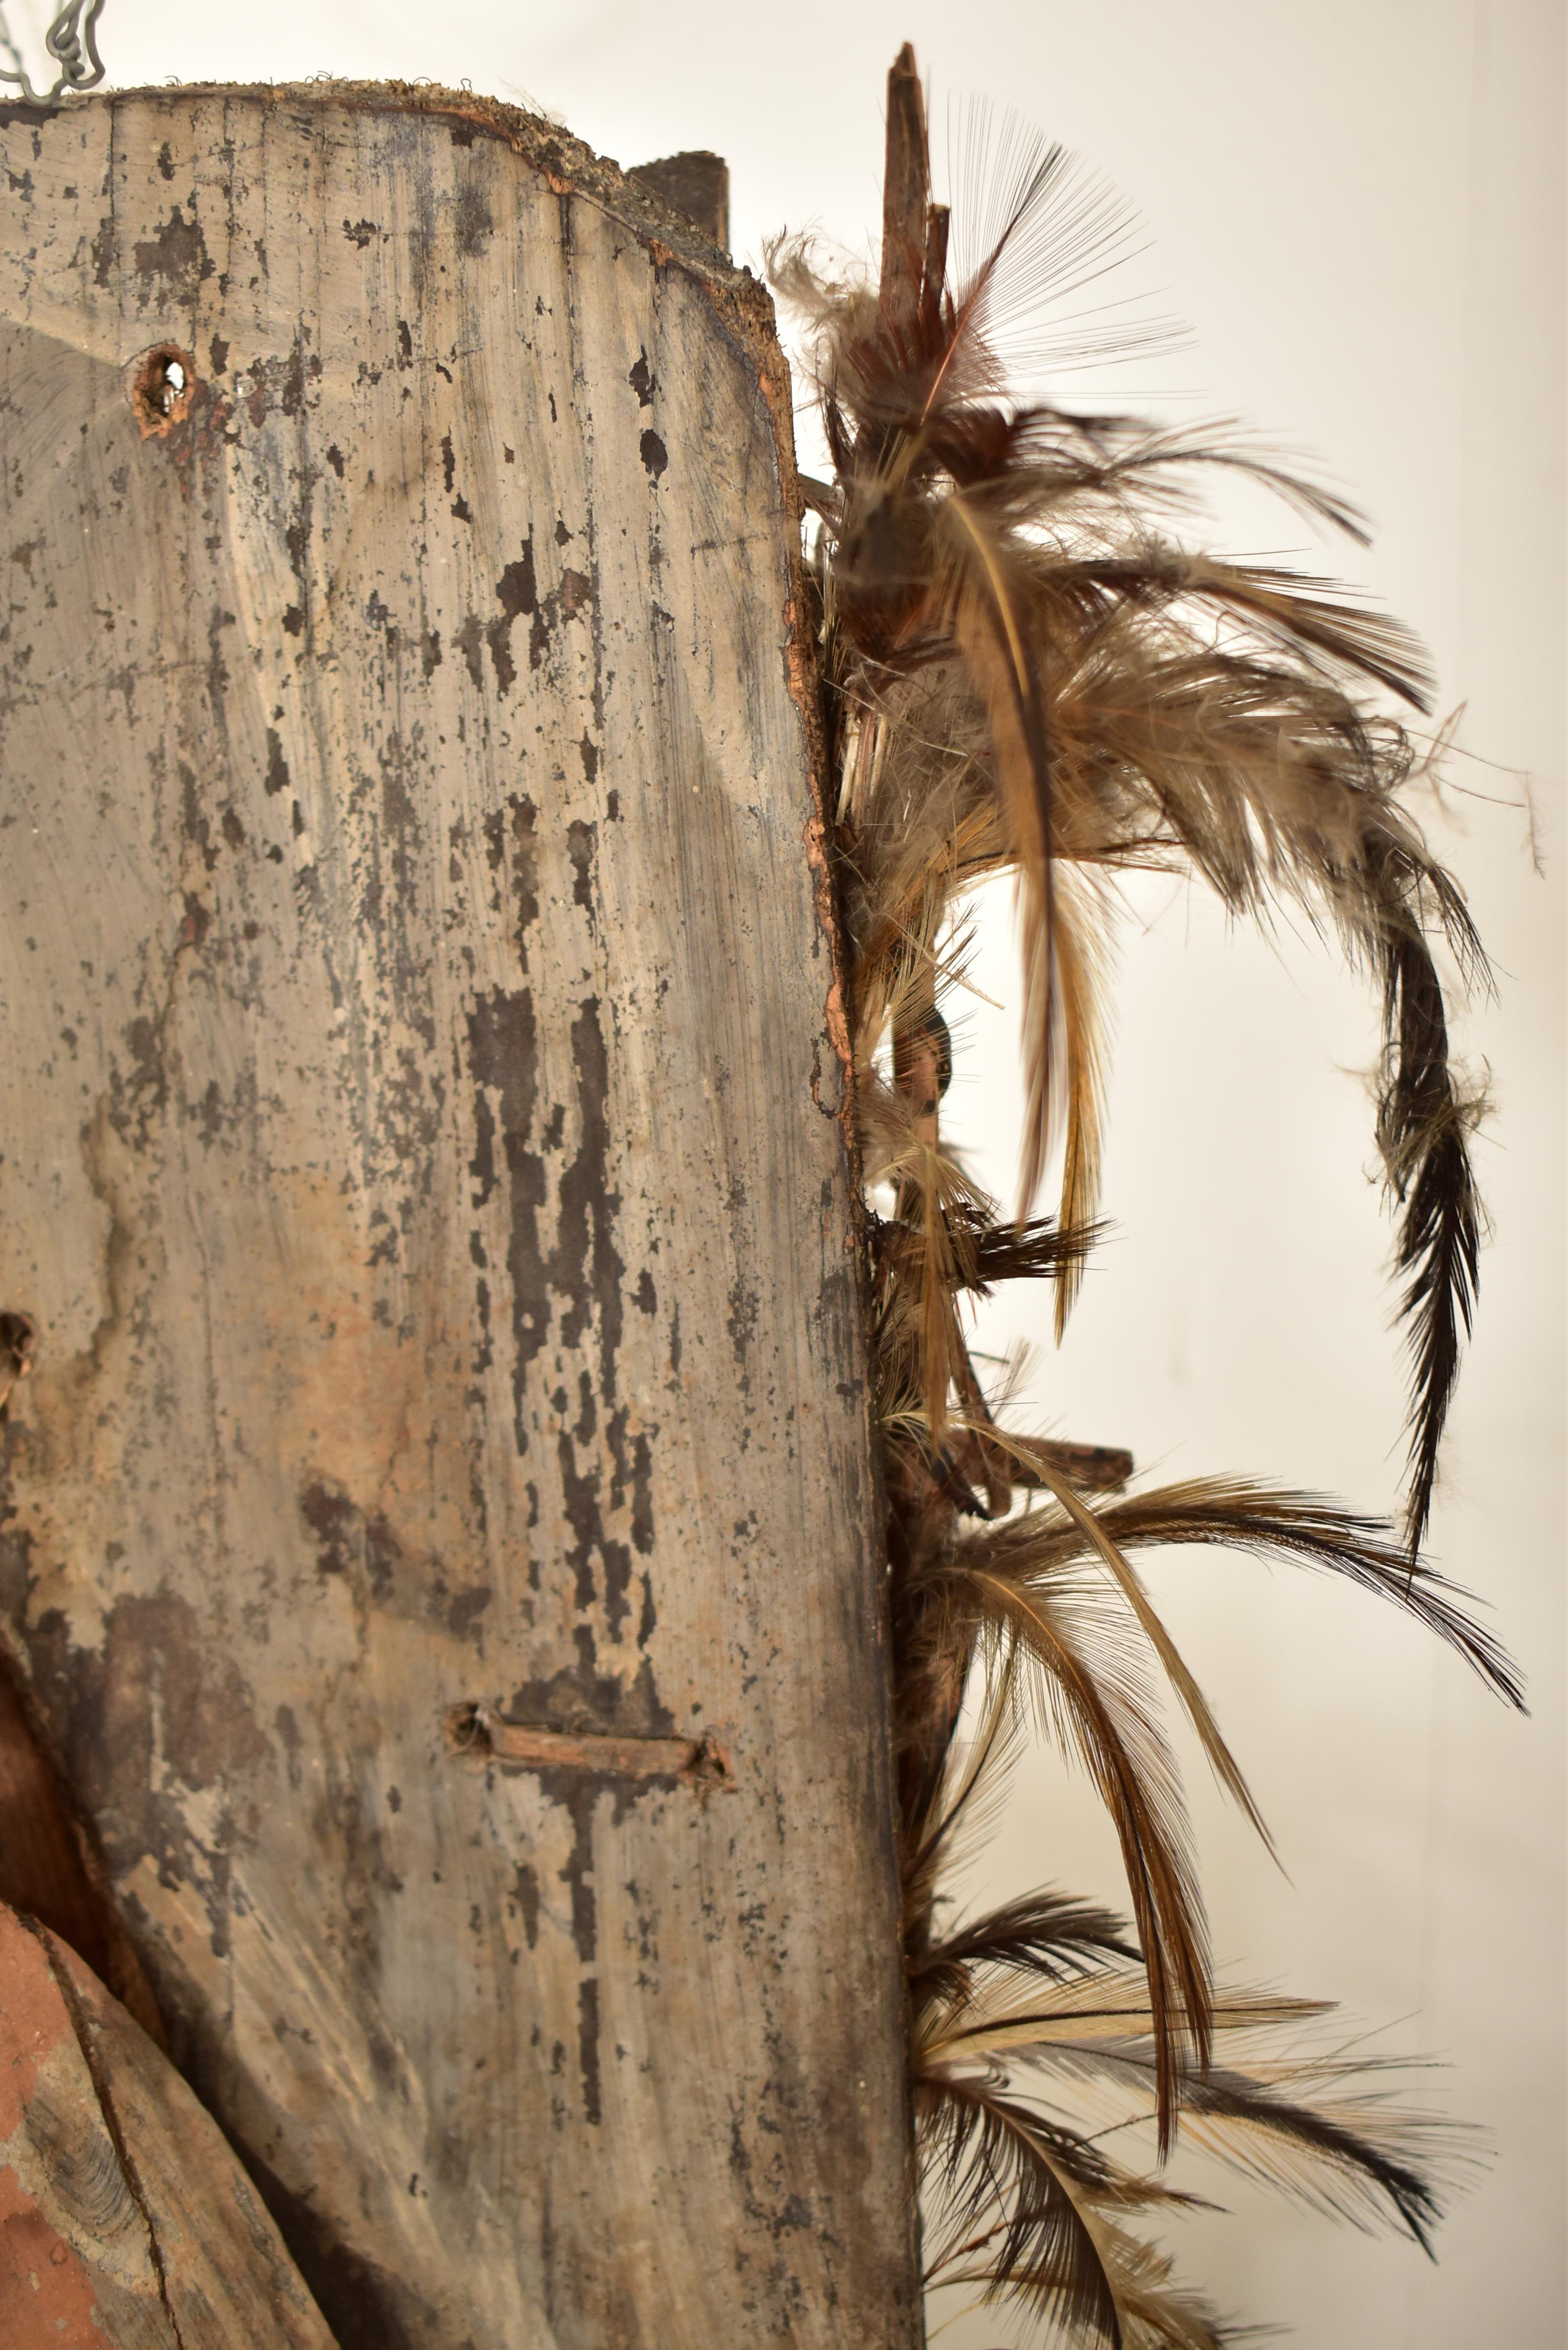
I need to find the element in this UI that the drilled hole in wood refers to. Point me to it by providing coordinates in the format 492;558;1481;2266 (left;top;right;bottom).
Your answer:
128;344;196;438
0;1312;37;1415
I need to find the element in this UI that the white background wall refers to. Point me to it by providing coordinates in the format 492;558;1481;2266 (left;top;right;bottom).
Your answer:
25;2;1563;2341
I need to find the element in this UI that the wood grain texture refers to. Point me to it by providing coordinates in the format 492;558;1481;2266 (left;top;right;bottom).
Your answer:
0;84;920;2347
0;1661;167;2045
0;1903;333;2348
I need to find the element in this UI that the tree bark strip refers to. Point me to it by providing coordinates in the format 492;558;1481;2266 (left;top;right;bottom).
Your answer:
0;83;920;2348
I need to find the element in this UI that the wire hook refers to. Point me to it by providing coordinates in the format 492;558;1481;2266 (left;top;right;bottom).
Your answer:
0;0;107;109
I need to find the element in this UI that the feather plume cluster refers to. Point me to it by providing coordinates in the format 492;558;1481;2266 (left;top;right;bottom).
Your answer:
771;44;1521;2345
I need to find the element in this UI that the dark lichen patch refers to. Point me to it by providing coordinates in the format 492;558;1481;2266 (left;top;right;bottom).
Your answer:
137;1592;268;1791
558;1426;602;1612
132;205;213;301
605;1407;655;1568
727;1276;759;1362
191;1071;237;1147
179;757;217;870
566;820;596;919
441;1584;491;1640
301;1481;402;1605
465;987;549;1444
577;1976;602;2124
497;545;537;619
243;339;312;429
264;729;290;797
20;1591;266;1968
507;1644;676;1761
453;180;493;256
556;1003;621;1377
481;793;538;966
483;538;538;693
454;613;484;689
628;1432;655;1558
513;1862;540;1949
458;540;598;699
110;1011;170;1144
558;569;594;620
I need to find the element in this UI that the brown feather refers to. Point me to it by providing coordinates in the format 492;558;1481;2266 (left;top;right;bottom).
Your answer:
773;48;1506;2342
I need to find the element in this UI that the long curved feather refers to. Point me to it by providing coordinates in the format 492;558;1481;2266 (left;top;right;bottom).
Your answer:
987;1471;1275;1856
955;1557;1213;2146
1052;1478;1524;1708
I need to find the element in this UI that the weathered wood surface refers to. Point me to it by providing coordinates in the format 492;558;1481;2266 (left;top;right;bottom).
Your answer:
0;1902;334;2347
0;84;920;2347
0;1658;166;2045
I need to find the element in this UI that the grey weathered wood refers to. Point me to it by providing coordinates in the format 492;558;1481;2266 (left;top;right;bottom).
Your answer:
0;83;920;2348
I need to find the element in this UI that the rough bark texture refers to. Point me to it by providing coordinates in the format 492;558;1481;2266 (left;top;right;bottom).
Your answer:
0;84;920;2348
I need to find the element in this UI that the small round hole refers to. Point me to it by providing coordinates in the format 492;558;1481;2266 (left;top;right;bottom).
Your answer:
127;344;197;438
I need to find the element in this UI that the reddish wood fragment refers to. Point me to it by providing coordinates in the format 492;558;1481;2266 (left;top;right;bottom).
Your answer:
0;1904;335;2347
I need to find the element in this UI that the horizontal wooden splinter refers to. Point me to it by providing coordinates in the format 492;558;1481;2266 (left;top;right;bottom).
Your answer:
444;1703;735;1790
1015;1437;1136;1493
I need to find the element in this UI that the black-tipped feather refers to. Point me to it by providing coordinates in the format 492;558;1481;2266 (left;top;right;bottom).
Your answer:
1376;925;1488;1549
1071;1479;1523;1709
774;42;1489;1508
781;45;1510;2349
912;1887;1143;2011
920;2072;1215;2346
920;2076;1125;2342
1024;2026;1451;2257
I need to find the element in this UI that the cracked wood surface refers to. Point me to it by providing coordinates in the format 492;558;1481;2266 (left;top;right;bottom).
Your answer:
0;84;920;2348
0;1901;334;2347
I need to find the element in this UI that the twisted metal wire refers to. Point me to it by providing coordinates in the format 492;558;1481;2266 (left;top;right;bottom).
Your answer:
0;0;106;107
